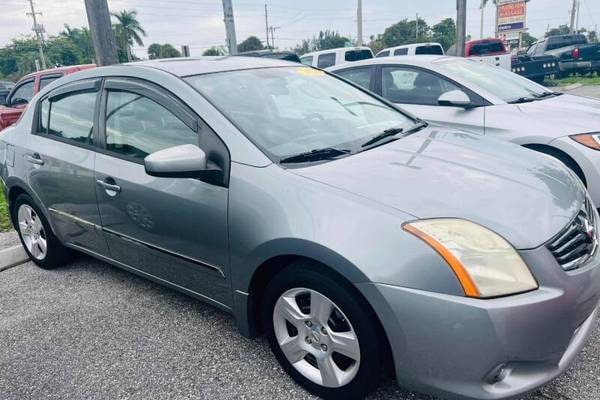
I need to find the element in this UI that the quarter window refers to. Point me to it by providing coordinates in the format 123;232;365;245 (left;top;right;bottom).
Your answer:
382;66;460;105
317;53;336;68
46;91;96;144
105;91;198;160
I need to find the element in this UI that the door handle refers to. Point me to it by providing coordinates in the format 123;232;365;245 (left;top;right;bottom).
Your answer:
96;178;121;195
26;153;44;165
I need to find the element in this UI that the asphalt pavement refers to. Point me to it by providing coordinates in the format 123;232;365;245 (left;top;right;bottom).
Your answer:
0;252;598;400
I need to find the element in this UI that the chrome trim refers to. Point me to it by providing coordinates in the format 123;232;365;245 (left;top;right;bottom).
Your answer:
102;227;226;277
48;207;100;229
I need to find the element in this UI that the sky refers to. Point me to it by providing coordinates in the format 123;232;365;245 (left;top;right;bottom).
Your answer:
1;0;599;58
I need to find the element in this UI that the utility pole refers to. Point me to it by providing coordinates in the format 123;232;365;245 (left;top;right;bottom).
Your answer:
570;0;578;33
264;4;270;49
357;0;363;46
222;0;238;55
416;13;419;39
269;26;280;49
26;0;46;70
456;0;467;57
84;0;118;65
480;0;486;39
575;0;581;33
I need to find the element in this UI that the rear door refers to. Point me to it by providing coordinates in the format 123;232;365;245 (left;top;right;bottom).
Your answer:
377;65;486;134
25;79;108;255
94;77;231;306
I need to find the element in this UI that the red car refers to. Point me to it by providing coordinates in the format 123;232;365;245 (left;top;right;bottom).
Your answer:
0;64;96;132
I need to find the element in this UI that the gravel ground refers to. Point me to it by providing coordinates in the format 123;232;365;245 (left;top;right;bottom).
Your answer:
560;84;600;100
0;256;598;400
0;230;19;249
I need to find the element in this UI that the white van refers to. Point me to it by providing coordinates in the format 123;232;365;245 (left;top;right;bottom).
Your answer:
375;42;445;58
300;47;373;69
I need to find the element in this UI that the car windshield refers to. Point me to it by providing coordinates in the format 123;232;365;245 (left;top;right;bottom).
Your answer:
186;67;414;161
439;59;549;103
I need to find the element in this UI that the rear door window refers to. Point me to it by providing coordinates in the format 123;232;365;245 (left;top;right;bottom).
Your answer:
317;53;336;68
393;48;409;56
39;75;63;91
46;91;97;145
344;50;373;62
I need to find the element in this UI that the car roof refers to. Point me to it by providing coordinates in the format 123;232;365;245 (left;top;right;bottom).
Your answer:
301;47;373;58
21;64;96;80
129;56;297;77
327;55;450;70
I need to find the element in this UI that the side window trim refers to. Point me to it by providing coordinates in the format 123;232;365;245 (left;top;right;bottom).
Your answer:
32;78;102;150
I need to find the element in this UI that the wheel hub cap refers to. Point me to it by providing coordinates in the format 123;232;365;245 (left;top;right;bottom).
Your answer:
17;204;47;260
273;287;361;388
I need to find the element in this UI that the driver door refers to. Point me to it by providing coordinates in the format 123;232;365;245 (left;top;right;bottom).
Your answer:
95;78;231;306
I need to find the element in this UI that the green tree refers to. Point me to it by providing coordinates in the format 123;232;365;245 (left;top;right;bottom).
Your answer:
431;18;456;51
203;46;227;56
238;36;264;53
521;32;537;47
111;9;146;62
60;24;94;63
546;25;571;37
381;18;430;48
294;30;350;55
148;43;181;59
45;37;84;66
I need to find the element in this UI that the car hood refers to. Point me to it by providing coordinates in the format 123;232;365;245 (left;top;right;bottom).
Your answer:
293;127;584;249
490;94;600;138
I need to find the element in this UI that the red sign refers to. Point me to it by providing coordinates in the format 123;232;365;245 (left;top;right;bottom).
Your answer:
498;3;525;19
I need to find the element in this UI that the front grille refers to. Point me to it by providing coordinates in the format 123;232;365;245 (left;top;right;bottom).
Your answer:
547;197;598;271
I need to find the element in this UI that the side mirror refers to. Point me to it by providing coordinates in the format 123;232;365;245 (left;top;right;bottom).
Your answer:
438;90;472;108
145;144;216;179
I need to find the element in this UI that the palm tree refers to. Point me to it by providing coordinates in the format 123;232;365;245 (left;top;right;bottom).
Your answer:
111;9;146;62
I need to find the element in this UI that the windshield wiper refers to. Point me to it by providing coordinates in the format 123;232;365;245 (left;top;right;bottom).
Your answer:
279;147;351;164
361;127;404;148
508;97;537;104
533;91;562;99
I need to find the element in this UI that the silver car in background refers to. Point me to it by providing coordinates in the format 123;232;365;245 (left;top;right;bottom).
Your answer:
329;56;600;206
1;58;599;400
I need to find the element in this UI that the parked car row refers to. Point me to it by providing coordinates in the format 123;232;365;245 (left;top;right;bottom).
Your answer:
1;55;599;400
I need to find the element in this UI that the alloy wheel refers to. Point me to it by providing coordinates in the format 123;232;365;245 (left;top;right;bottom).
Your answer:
273;287;361;388
17;204;47;260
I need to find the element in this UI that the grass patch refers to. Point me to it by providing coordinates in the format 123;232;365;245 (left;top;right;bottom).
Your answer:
0;193;11;232
544;74;600;87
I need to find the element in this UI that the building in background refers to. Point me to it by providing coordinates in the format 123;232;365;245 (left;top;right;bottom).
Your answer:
496;0;529;49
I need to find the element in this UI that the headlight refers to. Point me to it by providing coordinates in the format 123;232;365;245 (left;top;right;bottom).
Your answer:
570;133;600;150
403;219;538;298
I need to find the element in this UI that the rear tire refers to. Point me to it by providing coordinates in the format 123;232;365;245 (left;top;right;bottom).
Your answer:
262;261;383;399
13;194;70;269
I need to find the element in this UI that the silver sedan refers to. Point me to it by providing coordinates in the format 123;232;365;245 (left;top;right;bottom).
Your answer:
1;58;599;400
328;56;600;206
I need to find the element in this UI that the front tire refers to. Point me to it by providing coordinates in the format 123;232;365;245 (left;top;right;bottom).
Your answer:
13;194;70;269
262;262;383;399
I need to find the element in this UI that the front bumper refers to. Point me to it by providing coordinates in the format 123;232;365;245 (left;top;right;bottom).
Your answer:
358;245;600;400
